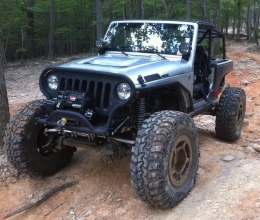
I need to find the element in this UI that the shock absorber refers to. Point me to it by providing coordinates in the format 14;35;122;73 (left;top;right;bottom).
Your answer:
137;97;146;131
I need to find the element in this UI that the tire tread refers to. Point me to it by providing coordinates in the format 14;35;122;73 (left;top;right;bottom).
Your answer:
215;87;246;141
4;100;75;176
131;111;199;208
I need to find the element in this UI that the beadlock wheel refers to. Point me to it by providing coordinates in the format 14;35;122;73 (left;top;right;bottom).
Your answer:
169;135;192;187
131;110;199;208
4;100;76;177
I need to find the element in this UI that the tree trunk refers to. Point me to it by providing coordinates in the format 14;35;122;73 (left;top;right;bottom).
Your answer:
247;0;253;42
237;0;241;39
224;1;229;35
26;0;35;58
225;11;229;35
48;0;55;59
186;0;191;20
109;0;113;21
95;0;104;39
215;0;220;29
212;0;220;57
154;0;156;18
0;27;10;147
137;0;144;19
232;9;236;36
129;0;133;19
200;0;207;21
246;4;250;40
161;0;164;14
254;0;260;45
123;2;126;19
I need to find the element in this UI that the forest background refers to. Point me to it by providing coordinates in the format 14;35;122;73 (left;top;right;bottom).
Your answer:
1;0;260;142
0;0;259;62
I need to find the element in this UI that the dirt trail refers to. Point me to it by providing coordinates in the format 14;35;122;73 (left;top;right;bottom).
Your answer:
1;41;260;220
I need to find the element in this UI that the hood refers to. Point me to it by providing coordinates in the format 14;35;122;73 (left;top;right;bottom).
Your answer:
59;53;191;85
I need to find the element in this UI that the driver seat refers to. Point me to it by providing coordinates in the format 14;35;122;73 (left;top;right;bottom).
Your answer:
193;45;208;95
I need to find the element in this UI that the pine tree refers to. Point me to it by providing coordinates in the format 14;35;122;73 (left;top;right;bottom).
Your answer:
0;27;10;146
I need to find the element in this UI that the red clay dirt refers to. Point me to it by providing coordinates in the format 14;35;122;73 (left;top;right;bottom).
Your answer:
1;40;260;220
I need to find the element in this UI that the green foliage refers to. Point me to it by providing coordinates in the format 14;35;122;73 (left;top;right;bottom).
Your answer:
0;0;252;61
16;48;26;55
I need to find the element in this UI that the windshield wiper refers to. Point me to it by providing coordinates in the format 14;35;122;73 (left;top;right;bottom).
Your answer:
117;46;128;56
155;52;167;60
151;48;167;60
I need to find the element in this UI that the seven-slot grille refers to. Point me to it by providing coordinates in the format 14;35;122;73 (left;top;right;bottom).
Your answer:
59;77;111;111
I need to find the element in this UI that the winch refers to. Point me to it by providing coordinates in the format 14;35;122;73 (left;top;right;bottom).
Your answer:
46;91;95;120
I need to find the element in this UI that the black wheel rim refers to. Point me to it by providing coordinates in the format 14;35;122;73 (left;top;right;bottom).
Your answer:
35;126;58;159
169;135;192;187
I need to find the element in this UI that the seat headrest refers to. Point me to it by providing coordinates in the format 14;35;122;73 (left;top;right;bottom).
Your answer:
196;45;206;54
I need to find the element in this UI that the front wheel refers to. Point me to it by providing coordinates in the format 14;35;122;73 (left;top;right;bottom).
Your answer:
131;111;199;208
4;100;76;177
215;87;246;141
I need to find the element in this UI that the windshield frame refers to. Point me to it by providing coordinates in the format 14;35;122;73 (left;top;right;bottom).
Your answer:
103;20;198;58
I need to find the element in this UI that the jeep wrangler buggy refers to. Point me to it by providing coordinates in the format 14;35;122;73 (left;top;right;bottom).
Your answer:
4;20;246;208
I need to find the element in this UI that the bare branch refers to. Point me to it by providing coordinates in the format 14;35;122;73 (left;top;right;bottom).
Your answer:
3;181;78;219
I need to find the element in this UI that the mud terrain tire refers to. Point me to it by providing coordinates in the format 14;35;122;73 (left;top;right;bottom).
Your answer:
131;111;199;208
215;87;246;141
4;100;76;176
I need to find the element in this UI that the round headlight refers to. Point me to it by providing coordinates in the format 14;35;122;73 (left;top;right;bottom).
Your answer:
117;83;131;100
47;75;58;90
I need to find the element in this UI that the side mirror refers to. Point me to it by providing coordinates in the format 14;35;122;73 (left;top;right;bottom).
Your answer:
179;42;191;55
96;38;106;49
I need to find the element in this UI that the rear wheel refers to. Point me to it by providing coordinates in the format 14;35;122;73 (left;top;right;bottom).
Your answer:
4;100;76;176
131;111;199;208
215;87;246;141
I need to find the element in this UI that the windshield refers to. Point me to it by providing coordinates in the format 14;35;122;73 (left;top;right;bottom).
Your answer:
104;22;194;55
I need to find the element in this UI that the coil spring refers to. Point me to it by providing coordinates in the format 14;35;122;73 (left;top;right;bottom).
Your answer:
137;97;146;131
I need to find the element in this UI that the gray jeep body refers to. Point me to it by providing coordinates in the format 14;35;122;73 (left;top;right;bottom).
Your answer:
5;19;245;209
39;20;232;139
